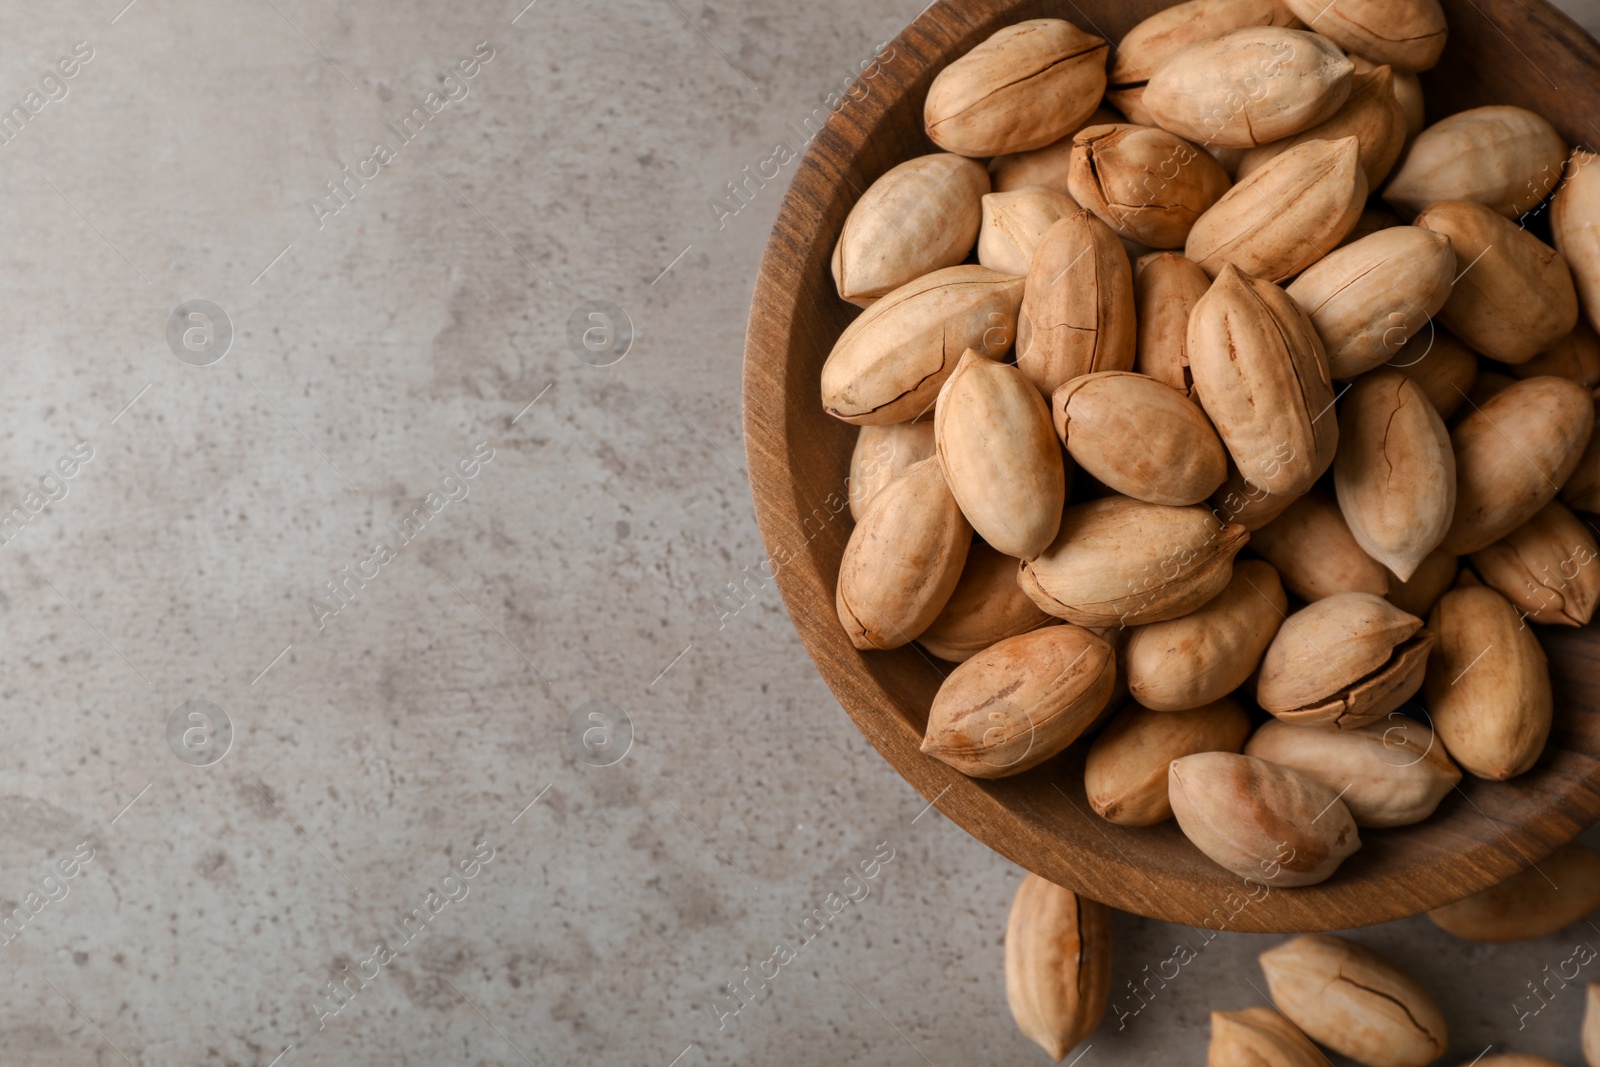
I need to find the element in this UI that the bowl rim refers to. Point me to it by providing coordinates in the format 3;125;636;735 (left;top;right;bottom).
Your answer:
741;0;1600;931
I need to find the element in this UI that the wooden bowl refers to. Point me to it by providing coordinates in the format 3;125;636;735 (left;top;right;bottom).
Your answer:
743;0;1600;932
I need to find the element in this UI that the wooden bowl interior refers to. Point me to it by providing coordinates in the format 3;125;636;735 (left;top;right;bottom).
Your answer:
743;0;1600;931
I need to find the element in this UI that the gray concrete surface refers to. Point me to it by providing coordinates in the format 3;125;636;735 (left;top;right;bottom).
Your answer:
0;0;1599;1064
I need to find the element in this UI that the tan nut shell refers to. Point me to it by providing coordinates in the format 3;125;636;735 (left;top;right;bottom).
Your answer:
1416;200;1579;364
1589;988;1600;1067
1343;206;1403;245
821;265;1025;425
1193;143;1245;178
1244;716;1461;827
1086;698;1251;826
935;351;1065;559
1283;0;1447;72
1051;371;1227;506
1429;842;1600;942
1209;463;1301;531
1169;753;1360;886
1089;623;1134;714
1133;252;1210;397
1112;1;1304;126
1563;392;1600;514
1067;124;1231;249
1017;212;1137;397
1208;1006;1325;1067
1107;0;1302;125
1287;226;1455;379
1256;591;1432;727
1236;63;1407;188
835;457;971;650
1385;329;1479;420
1424;585;1553;780
1393;69;1425;137
1442;375;1595;553
1252;491;1394;599
1387;549;1459;618
978;186;1080;275
1143;28;1353;149
1186;136;1368;281
1125;559;1287;711
1384;106;1568;218
848;421;936;520
1187;265;1339;498
831;154;990;307
925;19;1109;157
1004;874;1112;1060
922;625;1114;778
1334;370;1456;581
1021;496;1248;627
1468;371;1516;409
918;542;1055;662
1553;149;1600;335
1470;500;1600;626
1477;373;1557;420
988;107;1120;195
1513;320;1600;387
1259;935;1448;1067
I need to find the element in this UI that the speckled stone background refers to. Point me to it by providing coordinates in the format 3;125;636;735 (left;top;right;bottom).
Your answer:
1;0;1599;1064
